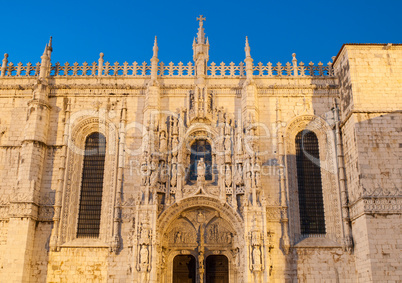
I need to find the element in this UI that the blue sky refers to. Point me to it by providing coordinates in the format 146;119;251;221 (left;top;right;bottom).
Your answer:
1;0;401;66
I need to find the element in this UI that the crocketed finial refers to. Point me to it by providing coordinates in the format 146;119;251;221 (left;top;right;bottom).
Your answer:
196;15;206;44
152;36;158;59
48;36;53;51
245;37;251;58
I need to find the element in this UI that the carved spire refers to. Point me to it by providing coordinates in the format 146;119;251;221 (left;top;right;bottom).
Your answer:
150;36;159;84
193;15;210;78
1;53;8;77
39;38;52;79
152;36;158;59
47;36;53;60
244;37;253;81
245;36;251;59
196;15;206;44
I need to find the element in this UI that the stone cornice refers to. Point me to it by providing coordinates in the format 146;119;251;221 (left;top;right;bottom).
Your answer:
349;196;402;221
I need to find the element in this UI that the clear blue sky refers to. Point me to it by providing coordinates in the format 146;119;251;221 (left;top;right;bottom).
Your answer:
1;0;401;66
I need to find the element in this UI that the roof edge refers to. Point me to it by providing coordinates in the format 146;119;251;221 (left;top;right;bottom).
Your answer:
332;43;402;66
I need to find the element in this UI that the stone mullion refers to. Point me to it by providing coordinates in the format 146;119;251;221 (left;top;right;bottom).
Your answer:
50;98;70;251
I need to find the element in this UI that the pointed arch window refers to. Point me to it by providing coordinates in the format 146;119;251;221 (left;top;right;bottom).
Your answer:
77;132;106;238
295;130;325;235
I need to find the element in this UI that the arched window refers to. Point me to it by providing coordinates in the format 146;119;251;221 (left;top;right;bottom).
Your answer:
295;130;325;234
189;139;212;181
77;132;106;238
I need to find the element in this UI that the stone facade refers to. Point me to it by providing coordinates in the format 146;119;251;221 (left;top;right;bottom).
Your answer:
0;17;400;282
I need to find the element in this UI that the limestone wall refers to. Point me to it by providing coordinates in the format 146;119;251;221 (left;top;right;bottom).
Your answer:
335;44;402;282
1;43;401;282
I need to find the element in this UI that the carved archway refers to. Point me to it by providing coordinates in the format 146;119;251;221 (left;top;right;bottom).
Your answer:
158;196;244;283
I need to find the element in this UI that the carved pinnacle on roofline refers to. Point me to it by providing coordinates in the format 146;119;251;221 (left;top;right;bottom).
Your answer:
152;36;158;59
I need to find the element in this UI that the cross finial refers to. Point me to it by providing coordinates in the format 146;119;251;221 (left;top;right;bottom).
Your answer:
197;15;206;26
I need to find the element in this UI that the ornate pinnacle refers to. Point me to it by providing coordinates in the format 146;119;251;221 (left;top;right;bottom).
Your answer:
245;37;251;59
196;15;206;44
46;37;53;61
1;53;8;77
48;36;53;51
42;44;48;58
152;36;158;59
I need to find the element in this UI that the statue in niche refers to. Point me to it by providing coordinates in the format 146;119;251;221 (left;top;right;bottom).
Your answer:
252;246;262;271
197;158;206;181
234;167;243;186
140;244;149;265
189;91;195;110
207;92;213;113
224;136;231;162
225;165;232;187
150;169;158;188
171;164;177;187
159;131;167;154
172;136;179;156
140;156;149;186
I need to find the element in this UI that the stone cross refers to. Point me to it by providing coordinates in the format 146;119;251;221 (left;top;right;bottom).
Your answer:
197;15;206;26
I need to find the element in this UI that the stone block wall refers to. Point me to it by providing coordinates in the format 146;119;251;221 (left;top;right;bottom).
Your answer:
335;44;402;282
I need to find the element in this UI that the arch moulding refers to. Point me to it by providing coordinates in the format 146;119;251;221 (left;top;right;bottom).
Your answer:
158;196;244;236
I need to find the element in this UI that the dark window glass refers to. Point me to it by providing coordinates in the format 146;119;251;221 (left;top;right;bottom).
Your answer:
189;139;212;181
296;130;326;234
77;132;106;238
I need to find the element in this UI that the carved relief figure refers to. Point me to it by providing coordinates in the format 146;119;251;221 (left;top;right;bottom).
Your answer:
175;231;182;243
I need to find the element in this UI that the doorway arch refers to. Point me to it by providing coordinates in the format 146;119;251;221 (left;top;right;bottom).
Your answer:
159;197;244;283
206;255;229;283
173;255;196;283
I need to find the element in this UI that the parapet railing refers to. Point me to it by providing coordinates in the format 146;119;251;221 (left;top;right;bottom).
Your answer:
0;56;334;78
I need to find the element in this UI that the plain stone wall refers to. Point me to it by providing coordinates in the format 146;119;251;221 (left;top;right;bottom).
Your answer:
335;44;402;282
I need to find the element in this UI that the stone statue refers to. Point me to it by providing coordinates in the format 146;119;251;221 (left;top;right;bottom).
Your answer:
159;131;167;154
245;171;252;189
170;164;177;187
197;158;206;180
225;165;232;187
140;244;149;265
252;246;261;270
